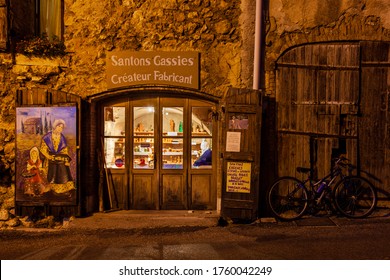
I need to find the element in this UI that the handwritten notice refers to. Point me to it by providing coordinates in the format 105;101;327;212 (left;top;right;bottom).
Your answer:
226;131;241;152
226;162;251;193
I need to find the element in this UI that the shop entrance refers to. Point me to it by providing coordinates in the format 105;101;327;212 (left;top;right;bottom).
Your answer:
101;97;216;210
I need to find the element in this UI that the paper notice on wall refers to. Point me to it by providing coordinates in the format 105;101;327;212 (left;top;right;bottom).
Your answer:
226;162;251;193
226;131;241;152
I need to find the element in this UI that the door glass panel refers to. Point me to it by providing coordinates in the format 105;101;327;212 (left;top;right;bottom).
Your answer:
104;107;125;136
104;106;125;169
133;107;155;169
191;107;212;136
162;107;183;169
192;138;212;169
191;106;213;169
162;138;183;169
162;107;183;135
104;138;125;168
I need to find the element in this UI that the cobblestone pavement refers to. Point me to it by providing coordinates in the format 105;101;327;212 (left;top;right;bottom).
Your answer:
64;208;390;230
5;207;390;232
1;208;390;260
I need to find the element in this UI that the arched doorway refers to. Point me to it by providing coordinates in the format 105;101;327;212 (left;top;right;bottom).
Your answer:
97;93;218;211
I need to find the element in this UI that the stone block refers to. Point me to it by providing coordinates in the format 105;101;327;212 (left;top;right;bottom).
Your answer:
0;209;9;221
5;217;20;227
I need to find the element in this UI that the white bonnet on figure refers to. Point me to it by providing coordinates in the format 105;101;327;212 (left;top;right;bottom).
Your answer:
201;139;209;154
29;146;40;160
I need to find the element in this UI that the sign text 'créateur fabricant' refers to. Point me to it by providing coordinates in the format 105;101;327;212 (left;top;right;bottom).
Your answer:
106;51;200;90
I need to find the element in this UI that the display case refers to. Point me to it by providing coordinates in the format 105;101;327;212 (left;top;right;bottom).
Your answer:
133;132;154;169
162;137;183;169
162;107;184;169
103;105;214;170
103;106;126;168
133;107;155;169
191;136;212;169
191;107;213;169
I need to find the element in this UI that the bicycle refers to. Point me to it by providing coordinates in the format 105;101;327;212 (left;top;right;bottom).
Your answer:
267;157;377;221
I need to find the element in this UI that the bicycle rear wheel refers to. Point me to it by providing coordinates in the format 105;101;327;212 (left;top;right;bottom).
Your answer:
267;177;308;221
333;176;377;218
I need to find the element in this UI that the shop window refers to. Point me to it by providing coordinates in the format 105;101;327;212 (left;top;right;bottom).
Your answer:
162;107;184;169
11;0;63;42
133;107;155;169
104;107;126;168
191;107;213;169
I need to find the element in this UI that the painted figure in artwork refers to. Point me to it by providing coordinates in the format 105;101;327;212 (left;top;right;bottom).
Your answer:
40;119;75;194
23;147;47;196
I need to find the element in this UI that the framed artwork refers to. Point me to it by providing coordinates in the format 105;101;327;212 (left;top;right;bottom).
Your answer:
15;106;77;204
228;114;249;130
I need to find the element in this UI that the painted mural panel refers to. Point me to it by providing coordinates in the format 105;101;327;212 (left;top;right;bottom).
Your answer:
15;107;77;204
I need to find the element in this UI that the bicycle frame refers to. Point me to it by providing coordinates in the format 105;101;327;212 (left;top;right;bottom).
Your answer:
267;157;377;220
298;158;351;204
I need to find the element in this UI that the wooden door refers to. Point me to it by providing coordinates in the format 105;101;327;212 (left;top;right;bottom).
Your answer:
102;96;217;211
159;98;187;209
131;99;159;209
359;41;390;197
101;101;128;210
157;98;217;210
221;88;262;221
188;100;216;210
276;43;360;179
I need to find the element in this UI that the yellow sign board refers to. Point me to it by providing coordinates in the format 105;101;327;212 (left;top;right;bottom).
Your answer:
106;51;200;90
226;162;251;193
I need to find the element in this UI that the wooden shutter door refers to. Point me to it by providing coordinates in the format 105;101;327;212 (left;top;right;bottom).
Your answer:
221;88;262;222
359;41;390;199
276;43;360;179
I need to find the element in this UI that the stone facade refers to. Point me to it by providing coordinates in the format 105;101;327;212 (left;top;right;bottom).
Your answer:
0;0;389;225
60;0;247;98
0;0;253;226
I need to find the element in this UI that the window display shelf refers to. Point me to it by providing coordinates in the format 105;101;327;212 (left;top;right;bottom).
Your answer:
163;164;183;169
163;152;183;156
134;152;153;156
192;132;210;136
134;164;153;169
192;165;212;169
163;132;183;137
134;139;153;143
134;132;154;136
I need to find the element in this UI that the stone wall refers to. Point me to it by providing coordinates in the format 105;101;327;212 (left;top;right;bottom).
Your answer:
59;0;247;98
0;0;254;226
3;0;250;98
0;53;16;227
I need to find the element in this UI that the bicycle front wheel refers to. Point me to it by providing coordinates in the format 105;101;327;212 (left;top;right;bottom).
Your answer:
333;176;377;218
267;177;308;221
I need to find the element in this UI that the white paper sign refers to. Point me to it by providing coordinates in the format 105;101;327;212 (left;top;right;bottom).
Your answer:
226;131;241;152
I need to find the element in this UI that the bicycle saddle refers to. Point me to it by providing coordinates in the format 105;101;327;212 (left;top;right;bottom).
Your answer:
296;167;311;173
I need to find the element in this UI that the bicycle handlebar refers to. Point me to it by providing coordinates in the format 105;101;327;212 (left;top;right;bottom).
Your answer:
332;156;356;171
